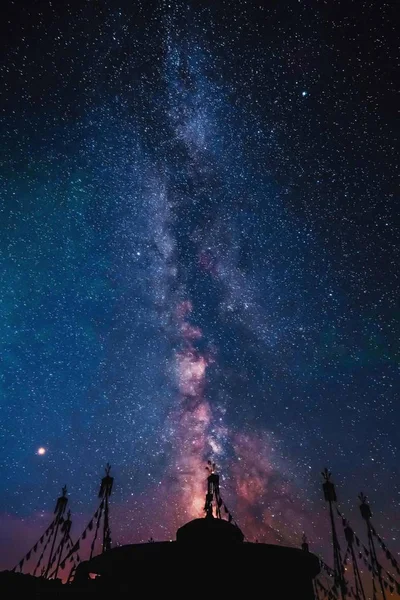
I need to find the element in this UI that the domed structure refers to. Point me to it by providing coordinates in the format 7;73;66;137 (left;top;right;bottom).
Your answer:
70;466;320;599
176;514;245;544
71;517;319;599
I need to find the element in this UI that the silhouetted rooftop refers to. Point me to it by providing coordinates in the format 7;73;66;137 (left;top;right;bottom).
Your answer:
176;515;245;543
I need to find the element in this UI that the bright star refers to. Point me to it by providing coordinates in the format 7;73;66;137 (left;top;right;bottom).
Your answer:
37;447;46;455
302;91;308;97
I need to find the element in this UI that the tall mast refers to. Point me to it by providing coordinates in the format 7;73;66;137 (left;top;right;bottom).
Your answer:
321;469;346;599
204;461;222;519
359;493;386;600
53;509;72;580
343;520;366;600
98;463;113;553
44;485;68;578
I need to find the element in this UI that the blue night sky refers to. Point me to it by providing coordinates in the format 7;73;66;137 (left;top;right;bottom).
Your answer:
0;0;398;584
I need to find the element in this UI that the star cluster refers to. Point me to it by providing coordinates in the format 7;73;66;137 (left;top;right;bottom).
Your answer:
0;0;398;575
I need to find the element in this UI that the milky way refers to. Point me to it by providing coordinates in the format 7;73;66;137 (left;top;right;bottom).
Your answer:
0;0;398;584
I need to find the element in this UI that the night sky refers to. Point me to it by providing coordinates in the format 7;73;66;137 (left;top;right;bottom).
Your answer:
0;0;398;581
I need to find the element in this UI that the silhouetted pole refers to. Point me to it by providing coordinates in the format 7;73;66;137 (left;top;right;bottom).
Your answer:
322;469;346;600
343;521;366;600
204;461;222;518
54;509;72;580
359;493;386;600
98;464;113;553
45;485;68;578
89;502;104;560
